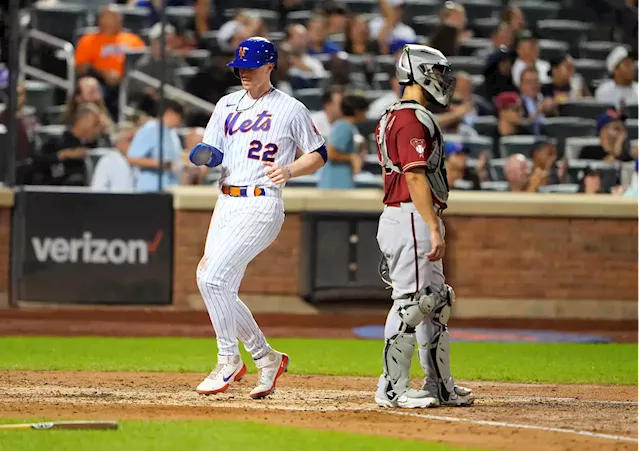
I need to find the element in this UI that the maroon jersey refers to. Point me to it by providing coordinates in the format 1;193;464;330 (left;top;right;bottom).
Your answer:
375;105;445;207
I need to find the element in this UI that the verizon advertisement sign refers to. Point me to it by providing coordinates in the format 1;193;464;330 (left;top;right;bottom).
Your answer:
14;190;173;304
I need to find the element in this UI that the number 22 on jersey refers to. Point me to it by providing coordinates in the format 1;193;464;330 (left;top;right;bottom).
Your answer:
247;140;279;162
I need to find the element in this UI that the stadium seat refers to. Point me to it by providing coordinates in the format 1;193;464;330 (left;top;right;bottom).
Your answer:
374;55;396;76
355;172;383;189
459;0;501;21
566;160;620;187
166;6;195;31
175;66;199;89
538;39;570;62
447;57;485;76
124;49;150;74
25;81;56;113
32;3;88;43
513;0;561;22
564;137;601;160
443;134;494;158
363;154;381;174
557;99;615;119
573;59;607;87
536;20;591;46
43;104;67;126
541;117;597;157
294;88;324;111
499;135;550;158
403;0;441;18
357;118;379;142
627;106;639;120
471;17;499;38
185;49;211;68
488;158;507;181
452;179;475;190
113;6;154;32
412;15;439;37
286;10;313;27
34;124;67;152
372;72;391;91
579;41;620;60
457;38;492;57
343;0;377;14
538;183;580;193
481;180;510;191
626;120;638;140
473;116;498;137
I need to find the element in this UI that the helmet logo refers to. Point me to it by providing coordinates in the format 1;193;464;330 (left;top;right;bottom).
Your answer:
238;47;248;58
410;138;426;157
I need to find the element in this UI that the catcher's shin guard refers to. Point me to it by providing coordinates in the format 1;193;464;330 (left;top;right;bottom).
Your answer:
416;285;456;400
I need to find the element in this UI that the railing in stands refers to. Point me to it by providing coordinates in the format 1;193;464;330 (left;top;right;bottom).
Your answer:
119;70;216;123
18;29;75;101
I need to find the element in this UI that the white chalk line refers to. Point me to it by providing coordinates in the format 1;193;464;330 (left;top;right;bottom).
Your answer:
483;396;638;406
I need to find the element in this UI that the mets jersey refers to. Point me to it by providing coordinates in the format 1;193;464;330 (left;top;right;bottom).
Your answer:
202;87;325;187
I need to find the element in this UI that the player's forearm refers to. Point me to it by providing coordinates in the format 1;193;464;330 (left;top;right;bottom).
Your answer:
287;151;325;177
405;170;440;231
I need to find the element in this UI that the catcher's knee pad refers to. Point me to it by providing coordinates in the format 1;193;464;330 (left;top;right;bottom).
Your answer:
417;285;456;397
382;325;415;402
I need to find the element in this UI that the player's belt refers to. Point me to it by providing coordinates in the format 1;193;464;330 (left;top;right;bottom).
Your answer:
221;185;266;197
386;202;443;217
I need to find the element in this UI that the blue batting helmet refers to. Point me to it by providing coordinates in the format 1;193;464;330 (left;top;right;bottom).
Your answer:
227;37;278;73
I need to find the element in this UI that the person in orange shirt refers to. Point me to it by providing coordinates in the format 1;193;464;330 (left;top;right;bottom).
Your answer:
75;6;145;88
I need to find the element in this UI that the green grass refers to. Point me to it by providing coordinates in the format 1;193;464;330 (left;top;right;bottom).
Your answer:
0;337;636;384
0;420;488;451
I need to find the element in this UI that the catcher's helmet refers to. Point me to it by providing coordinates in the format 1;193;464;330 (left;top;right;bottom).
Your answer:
227;37;278;74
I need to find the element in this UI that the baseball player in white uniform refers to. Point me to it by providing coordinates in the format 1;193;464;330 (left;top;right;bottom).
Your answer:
188;37;327;399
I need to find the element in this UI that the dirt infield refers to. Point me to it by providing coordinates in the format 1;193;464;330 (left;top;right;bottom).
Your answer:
0;371;637;451
0;307;637;450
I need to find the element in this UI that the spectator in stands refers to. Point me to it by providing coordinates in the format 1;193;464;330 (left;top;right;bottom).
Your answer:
429;1;472;57
127;99;184;192
438;71;478;137
285;26;329;86
323;2;349;41
519;67;554;134
366;70;401;120
369;0;417;55
319;93;369;189
529;140;566;186
482;46;516;101
444;142;485;190
277;0;313;31
180;127;210;185
307;13;342;55
217;10;268;53
579;110;633;162
272;44;294;95
491;91;531;158
504;153;546;192
578;167;603;194
130;23;189;98
61;76;114;146
595;46;638;108
500;5;526;32
311;85;344;139
30;104;103;186
475;22;513;61
344;15;379;55
511;30;550;89
75;6;145;89
542;54;583;108
90;122;136;191
0;81;35;162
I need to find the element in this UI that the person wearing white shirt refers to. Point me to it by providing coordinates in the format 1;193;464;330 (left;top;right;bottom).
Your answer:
511;29;550;88
368;0;417;54
595;46;638;108
90;122;136;191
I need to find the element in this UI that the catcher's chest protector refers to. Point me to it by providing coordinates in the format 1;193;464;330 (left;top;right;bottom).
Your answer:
377;101;450;206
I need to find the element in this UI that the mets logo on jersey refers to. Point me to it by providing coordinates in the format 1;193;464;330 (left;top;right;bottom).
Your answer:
238;47;248;58
410;138;427;157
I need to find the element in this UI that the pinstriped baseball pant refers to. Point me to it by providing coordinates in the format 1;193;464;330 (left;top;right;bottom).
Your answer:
196;194;285;359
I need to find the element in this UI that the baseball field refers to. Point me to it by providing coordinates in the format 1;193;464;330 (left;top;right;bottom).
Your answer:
0;311;637;451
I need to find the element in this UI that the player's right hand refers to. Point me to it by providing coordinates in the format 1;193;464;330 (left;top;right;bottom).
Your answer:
426;230;445;262
189;143;223;167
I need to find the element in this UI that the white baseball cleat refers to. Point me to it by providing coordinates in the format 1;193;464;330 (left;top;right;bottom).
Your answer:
375;392;439;409
250;350;289;399
196;355;247;395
